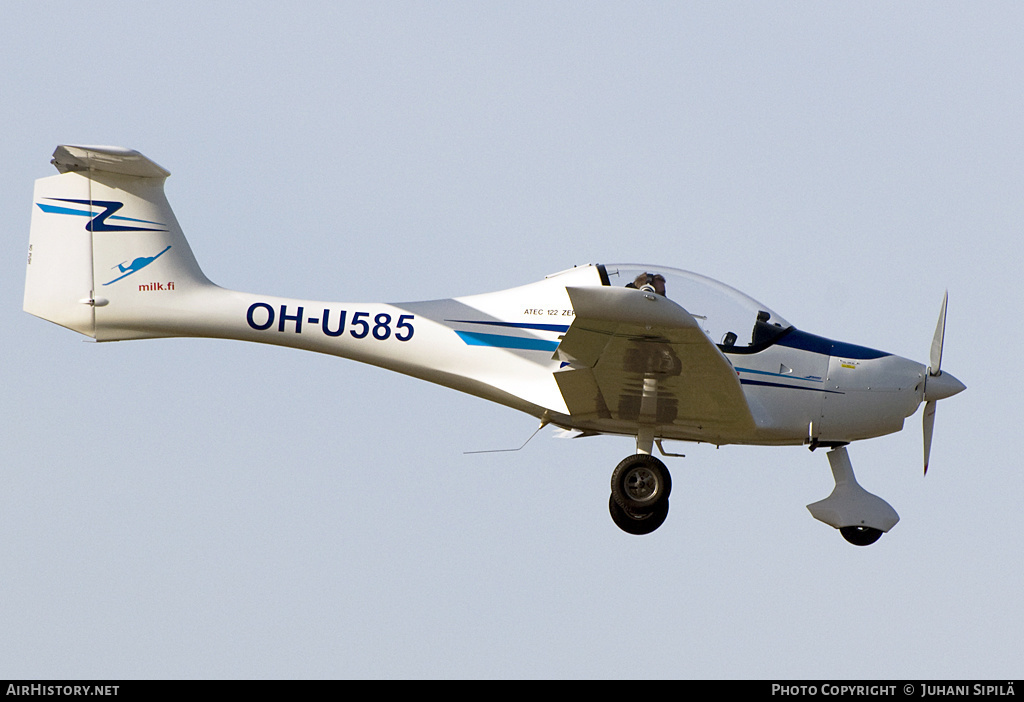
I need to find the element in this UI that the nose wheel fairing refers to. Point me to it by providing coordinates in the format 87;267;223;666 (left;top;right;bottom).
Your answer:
806;446;899;545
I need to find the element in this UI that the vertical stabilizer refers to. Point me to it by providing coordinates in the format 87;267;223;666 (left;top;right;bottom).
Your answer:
24;145;214;341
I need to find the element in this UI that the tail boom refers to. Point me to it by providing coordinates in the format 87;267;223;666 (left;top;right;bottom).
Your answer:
24;145;572;419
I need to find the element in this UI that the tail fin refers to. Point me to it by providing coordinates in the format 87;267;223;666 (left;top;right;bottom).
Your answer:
24;145;214;341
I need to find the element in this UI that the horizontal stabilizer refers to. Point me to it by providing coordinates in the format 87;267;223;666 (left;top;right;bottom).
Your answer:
51;145;170;179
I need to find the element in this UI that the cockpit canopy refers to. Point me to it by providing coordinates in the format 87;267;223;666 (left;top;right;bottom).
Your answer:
599;264;791;349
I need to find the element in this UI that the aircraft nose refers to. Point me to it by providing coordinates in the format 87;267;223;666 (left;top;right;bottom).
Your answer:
924;371;966;402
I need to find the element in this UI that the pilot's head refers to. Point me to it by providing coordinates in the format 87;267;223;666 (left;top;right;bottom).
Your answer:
632;273;666;296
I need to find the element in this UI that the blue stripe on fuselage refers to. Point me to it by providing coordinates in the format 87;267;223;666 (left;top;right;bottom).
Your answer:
739;378;843;394
454;330;560;352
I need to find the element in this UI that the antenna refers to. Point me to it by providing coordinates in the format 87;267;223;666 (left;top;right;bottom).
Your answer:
464;415;550;455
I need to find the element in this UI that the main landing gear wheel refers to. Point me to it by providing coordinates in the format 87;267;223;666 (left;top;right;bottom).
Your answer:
608;454;672;535
610;454;672;514
840;526;884;546
608;495;670;536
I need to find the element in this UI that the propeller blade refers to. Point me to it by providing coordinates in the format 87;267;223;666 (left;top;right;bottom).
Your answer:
921;292;964;475
929;291;948;375
922;400;936;475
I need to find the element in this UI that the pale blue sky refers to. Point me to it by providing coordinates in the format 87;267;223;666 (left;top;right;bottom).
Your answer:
2;2;1020;678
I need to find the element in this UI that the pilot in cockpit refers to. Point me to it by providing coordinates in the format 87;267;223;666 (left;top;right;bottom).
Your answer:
625;272;666;296
752;310;781;345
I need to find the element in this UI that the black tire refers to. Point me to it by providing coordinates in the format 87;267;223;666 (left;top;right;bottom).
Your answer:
610;454;672;513
609;494;669;535
840;526;883;546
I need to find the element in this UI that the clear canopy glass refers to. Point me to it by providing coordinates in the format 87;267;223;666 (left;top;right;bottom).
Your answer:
600;264;791;349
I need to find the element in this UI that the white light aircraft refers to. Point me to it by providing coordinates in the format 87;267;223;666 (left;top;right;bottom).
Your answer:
24;145;966;545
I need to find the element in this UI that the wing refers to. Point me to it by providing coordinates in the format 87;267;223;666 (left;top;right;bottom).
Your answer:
554;286;756;437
